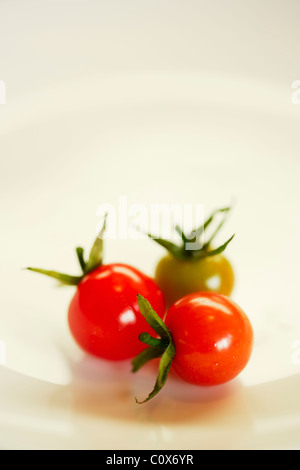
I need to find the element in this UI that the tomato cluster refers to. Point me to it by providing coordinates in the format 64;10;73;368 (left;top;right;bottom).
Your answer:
27;207;253;403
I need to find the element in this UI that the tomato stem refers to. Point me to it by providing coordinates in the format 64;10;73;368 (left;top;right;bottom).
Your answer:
83;213;107;274
26;214;108;285
146;206;234;261
76;247;86;271
25;268;83;286
139;332;169;349
132;294;176;404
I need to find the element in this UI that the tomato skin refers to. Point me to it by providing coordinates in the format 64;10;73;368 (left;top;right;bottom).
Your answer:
68;264;165;361
155;254;235;309
164;292;253;386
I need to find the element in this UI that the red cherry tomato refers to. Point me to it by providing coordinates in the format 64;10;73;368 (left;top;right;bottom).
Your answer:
165;292;253;386
68;263;165;360
27;218;165;362
132;292;253;403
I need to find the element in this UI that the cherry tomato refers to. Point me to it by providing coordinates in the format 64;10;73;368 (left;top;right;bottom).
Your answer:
165;292;253;386
147;206;235;308
68;263;165;360
155;253;234;308
27;218;165;361
132;292;253;402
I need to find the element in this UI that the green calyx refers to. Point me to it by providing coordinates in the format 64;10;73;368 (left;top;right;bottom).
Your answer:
132;294;176;404
147;206;235;261
26;214;107;286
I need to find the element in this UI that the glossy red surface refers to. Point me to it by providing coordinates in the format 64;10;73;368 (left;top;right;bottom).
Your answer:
68;264;165;360
165;292;253;385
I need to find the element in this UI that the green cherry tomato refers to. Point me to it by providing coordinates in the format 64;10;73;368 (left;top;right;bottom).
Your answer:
147;206;236;308
155;252;235;308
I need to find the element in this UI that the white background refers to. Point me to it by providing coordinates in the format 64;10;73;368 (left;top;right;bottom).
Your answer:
0;0;300;450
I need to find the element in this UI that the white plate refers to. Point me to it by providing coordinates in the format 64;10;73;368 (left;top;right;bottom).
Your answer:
0;1;300;450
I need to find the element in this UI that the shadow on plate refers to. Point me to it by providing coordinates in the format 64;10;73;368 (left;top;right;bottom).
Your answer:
61;352;253;428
